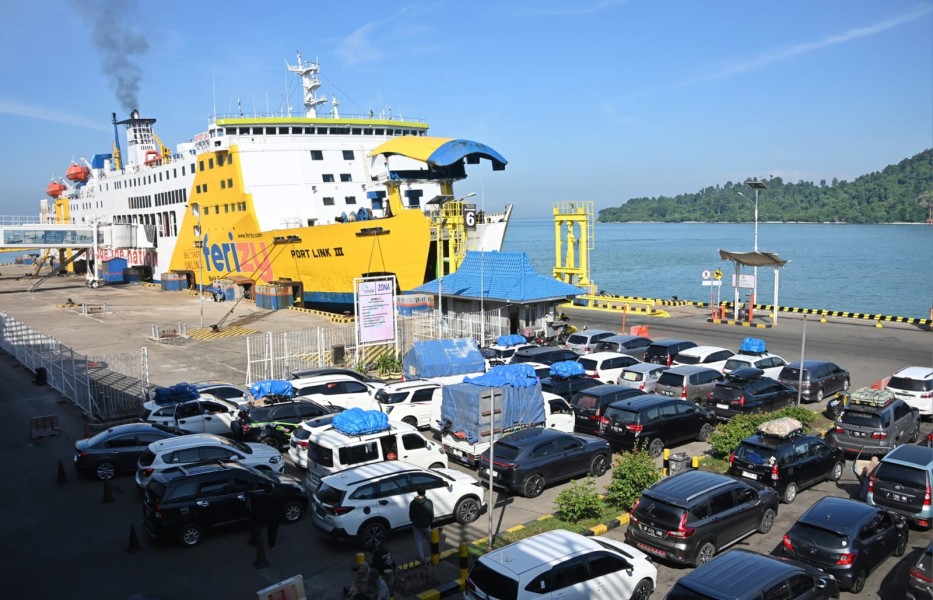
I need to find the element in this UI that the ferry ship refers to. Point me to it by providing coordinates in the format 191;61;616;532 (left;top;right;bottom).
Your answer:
42;52;511;312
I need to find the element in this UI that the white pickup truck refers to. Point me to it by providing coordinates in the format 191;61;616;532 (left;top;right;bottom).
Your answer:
438;392;575;467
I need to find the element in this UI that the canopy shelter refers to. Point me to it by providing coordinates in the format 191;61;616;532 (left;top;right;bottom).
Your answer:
718;249;789;324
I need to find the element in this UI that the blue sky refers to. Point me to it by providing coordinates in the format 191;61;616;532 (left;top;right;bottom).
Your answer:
0;0;930;218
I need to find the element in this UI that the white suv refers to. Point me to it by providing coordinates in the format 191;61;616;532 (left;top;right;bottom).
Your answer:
292;374;382;411
310;461;484;550
465;529;656;600
672;345;735;372
287;414;340;469
886;366;933;416
143;396;240;435
135;433;284;488
722;352;788;379
576;351;640;384
375;380;442;429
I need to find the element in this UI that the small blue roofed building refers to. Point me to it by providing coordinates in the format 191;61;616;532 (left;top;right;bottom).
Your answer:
412;251;586;340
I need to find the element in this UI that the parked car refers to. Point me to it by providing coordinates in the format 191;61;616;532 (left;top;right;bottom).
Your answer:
481;342;537;367
477;428;612;498
291;374;381;411
886;366;933;417
617;363;668;393
230;399;335;449
141;460;307;547
73;422;187;481
289;367;384;385
601;395;717;457
671;345;735;372
625;470;779;567
511;346;580;365
570;385;647;436
705;368;796;422
867;443;933;528
663;549;839;600
643;339;697;366
539;373;604;402
141;384;249;420
781;496;908;593
727;417;845;503
192;382;249;404
144;396;240;435
465;529;657;600
722;353;788;380
310;461;484;550
135;433;284;488
374;380;442;429
565;329;615;355
655;365;723;404
576;351;641;384
287;414;340;469
778;360;849;403
828;388;921;456
907;543;933;600
595;334;653;358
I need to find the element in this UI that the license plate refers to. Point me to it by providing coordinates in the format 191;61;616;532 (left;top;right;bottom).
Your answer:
742;470;757;480
716;404;729;410
851;431;865;437
640;525;663;537
885;491;909;503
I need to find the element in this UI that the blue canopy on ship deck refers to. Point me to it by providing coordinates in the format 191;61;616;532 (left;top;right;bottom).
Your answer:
369;137;507;171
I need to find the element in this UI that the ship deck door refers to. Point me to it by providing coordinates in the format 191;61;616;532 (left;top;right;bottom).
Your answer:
273;280;304;308
174;270;196;289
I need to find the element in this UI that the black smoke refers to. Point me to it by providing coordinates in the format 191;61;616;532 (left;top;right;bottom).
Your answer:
73;0;149;112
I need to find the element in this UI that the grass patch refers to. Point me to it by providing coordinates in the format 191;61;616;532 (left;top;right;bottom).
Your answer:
697;455;729;473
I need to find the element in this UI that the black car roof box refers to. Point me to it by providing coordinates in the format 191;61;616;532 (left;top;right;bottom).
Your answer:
757;417;804;438
848;387;895;408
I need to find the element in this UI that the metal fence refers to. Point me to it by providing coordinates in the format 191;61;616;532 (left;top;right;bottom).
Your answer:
244;307;510;384
0;311;149;421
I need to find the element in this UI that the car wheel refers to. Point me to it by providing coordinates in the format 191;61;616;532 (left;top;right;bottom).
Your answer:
815;388;824;403
522;474;546;498
782;482;798;504
282;499;304;523
630;578;653;600
648;438;664;458
830;461;844;481
429;462;446;470
758;508;776;534
697;423;713;442
358;520;388;552
909;424;920;443
259;436;279;449
693;541;716;567
95;461;117;481
849;569;866;594
894;532;909;557
402;417;418;428
179;523;203;547
589;454;610;477
454;497;481;524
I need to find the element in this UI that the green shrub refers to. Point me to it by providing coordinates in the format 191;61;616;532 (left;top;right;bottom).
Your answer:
605;447;661;511
554;478;604;522
707;407;822;458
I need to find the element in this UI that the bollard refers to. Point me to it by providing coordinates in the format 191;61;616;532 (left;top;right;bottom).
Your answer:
101;478;114;504
431;528;440;566
253;536;270;569
692;455;700;469
662;448;670;477
127;524;141;553
459;543;469;581
56;460;68;485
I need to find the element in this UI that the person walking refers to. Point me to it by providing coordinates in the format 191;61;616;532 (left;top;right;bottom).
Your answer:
408;486;434;564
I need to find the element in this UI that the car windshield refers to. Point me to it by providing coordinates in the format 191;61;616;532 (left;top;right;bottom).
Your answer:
490;443;520;462
874;462;928;487
888;376;932;392
604;407;638;424
577;358;598;371
621;370;644;382
307;441;334;468
781;367;809;382
664;584;718;600
375;390;408;404
676;355;702;365
840;410;883;428
636;497;685;527
245;407;273;422
657;372;685;387
734;443;779;465
316;483;345;505
218;437;253;454
724;359;751;371
792;523;848;548
567;334;588;345
573;394;599;410
468;561;518;600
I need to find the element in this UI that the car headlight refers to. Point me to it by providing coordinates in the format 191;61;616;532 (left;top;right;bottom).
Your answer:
384;406;393;414
269;456;281;464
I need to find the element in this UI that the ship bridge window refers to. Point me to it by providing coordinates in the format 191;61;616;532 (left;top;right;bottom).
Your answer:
352;128;361;135
265;127;277;135
323;197;335;206
342;150;354;160
375;129;385;135
345;196;357;205
322;174;335;183
364;129;373;135
238;128;249;134
310;150;323;161
331;127;350;135
279;127;289;134
340;174;352;182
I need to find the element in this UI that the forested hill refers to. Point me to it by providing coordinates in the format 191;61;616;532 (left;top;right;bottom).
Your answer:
598;149;933;224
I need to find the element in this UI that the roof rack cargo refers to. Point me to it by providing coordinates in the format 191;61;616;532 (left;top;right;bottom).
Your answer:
757;417;804;438
848;387;895;408
738;337;767;356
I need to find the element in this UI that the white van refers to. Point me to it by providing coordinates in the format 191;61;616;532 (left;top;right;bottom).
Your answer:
304;421;447;494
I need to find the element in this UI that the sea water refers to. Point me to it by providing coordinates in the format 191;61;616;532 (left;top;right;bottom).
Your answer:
503;219;933;319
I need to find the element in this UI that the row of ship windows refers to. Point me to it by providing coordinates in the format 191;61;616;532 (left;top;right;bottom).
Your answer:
109;163;196;191
195;179;235;194
223;127;425;138
203;202;248;215
129;188;189;209
113;212;178;238
199;153;234;171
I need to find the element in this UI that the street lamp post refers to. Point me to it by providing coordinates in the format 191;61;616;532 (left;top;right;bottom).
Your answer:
739;179;767;312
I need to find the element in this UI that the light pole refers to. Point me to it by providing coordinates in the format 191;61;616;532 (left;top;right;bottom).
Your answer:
739;178;767;310
436;191;476;337
194;208;204;327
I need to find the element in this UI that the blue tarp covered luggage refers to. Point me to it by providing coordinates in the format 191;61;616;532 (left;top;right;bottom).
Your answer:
332;408;390;436
739;337;767;354
549;361;585;378
249;379;295;400
151;382;199;405
402;338;485;380
442;364;546;443
496;334;527;347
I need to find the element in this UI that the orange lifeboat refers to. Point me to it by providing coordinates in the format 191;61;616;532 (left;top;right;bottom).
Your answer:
144;150;161;165
66;163;90;182
46;181;67;198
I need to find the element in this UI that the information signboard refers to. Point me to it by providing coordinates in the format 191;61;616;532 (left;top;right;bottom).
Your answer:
355;276;396;344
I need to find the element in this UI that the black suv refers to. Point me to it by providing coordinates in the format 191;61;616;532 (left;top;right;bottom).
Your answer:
625;470;779;566
539;374;603;402
778;360;849;403
511;346;579;365
867;444;933;528
664;549;839;600
601;394;716;457
781;496;908;593
569;385;646;436
231;399;335;449
141;461;307;547
706;368;796;422
728;419;845;503
643;339;697;366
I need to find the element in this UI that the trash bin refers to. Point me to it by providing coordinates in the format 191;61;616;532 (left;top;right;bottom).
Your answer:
668;452;691;476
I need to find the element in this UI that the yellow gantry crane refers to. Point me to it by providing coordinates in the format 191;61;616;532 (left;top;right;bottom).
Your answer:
553;201;596;294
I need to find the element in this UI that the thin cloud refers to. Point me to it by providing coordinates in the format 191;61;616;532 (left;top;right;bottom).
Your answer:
0;99;109;131
520;0;628;17
336;4;443;67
